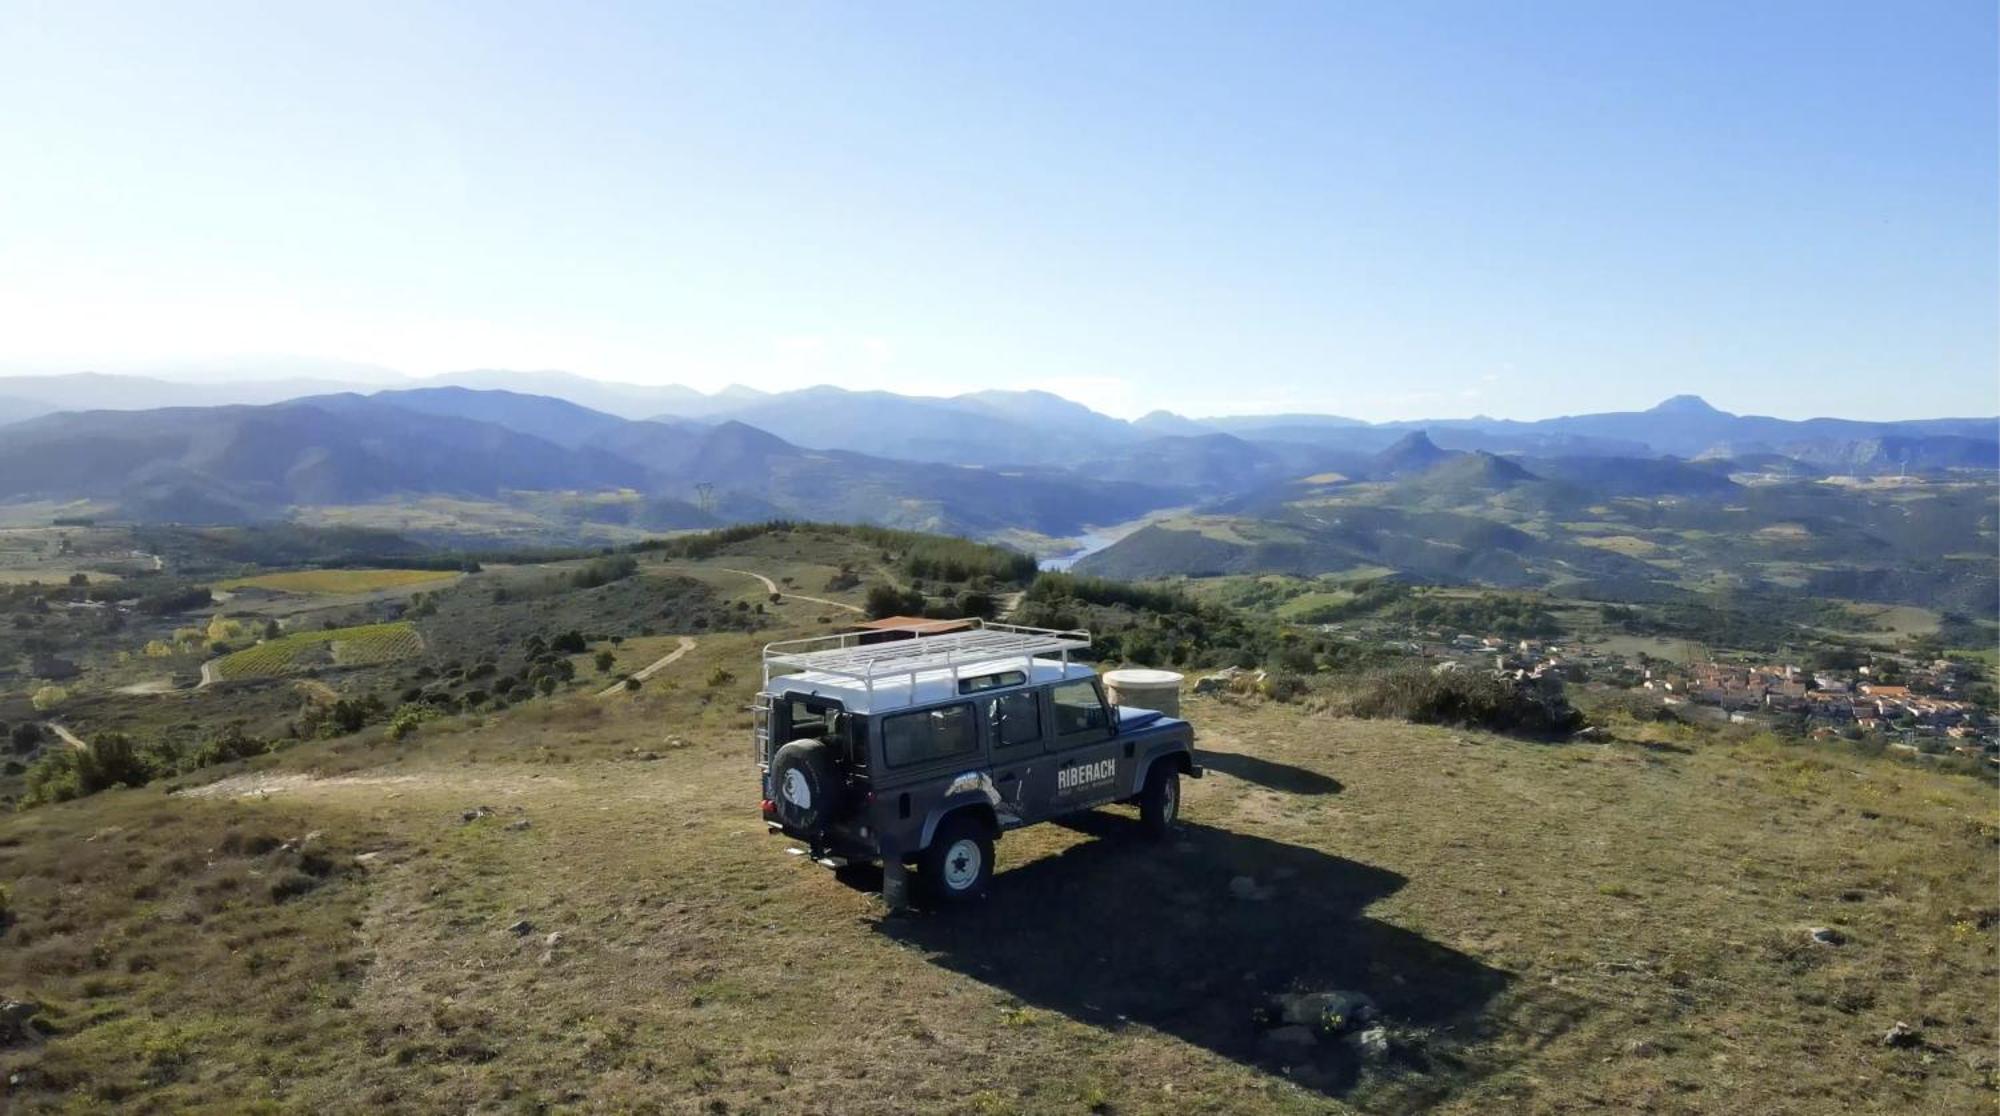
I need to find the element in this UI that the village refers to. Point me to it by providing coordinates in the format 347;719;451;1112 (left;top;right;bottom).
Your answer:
1321;621;1999;768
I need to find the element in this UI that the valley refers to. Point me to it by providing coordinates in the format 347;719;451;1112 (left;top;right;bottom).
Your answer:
0;523;1991;1113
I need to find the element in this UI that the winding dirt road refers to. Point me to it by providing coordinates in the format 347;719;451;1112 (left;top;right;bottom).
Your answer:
715;567;863;614
596;636;697;697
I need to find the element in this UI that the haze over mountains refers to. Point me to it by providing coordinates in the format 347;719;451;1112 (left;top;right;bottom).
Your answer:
0;371;1992;570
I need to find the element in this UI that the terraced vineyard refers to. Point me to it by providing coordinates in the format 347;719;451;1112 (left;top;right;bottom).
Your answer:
211;621;424;680
215;568;459;595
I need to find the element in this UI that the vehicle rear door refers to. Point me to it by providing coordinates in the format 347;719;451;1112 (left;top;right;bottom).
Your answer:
1027;677;1122;817
978;686;1046;827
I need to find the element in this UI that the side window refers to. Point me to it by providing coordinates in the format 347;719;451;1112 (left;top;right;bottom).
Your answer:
986;690;1041;750
1050;679;1110;738
881;704;978;768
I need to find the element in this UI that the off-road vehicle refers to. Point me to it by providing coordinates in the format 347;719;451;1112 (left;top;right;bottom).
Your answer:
756;620;1200;904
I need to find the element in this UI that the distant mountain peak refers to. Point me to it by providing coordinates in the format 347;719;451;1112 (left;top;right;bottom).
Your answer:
1649;394;1726;416
1372;429;1456;478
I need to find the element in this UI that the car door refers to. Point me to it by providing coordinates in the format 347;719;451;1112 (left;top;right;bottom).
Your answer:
1030;677;1123;817
980;687;1046;827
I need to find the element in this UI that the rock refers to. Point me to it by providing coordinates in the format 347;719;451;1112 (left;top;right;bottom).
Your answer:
1264;990;1378;1035
1624;1038;1662;1058
506;919;535;936
1882;1021;1921;1049
1574;725;1613;742
1809;926;1846;946
1228;875;1273;902
1262;1024;1318;1051
505;818;532;832
353;851;382;864
460;806;496;824
1347;1026;1391;1061
544;931;564;948
0;999;43;1046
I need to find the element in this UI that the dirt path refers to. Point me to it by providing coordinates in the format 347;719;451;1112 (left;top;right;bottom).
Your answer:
715;566;864;614
48;723;87;751
197;659;219;688
597;635;697;697
115;679;177;696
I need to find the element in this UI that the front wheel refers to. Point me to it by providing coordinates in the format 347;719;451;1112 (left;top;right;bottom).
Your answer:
920;816;994;905
1138;766;1181;839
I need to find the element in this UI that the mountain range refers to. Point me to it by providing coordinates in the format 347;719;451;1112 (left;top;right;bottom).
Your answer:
0;372;1991;586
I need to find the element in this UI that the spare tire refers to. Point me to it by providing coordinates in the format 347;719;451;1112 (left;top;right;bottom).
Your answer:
769;739;843;836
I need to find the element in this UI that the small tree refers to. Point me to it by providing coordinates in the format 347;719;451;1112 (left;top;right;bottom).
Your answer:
594;649;616;673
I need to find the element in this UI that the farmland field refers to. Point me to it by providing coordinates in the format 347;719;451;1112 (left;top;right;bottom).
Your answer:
211;621;425;680
215;568;460;595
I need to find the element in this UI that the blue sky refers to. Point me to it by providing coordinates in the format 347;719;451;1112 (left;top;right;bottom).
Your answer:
1;1;1993;420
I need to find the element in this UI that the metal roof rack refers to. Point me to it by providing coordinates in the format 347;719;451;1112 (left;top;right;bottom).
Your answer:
762;619;1092;693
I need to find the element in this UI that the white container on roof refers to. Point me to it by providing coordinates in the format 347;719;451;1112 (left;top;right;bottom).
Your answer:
761;620;1094;714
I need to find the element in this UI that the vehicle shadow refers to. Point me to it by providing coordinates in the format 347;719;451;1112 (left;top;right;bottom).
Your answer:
878;816;1564;1106
1199;748;1344;795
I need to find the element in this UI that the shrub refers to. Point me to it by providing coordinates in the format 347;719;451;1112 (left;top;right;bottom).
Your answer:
22;732;161;806
1346;666;1582;738
592;649;617;673
189;724;269;767
387;703;440;741
571;555;638;590
10;722;42;752
1261;672;1310;703
864;584;926;620
706;666;736;688
30;685;69;711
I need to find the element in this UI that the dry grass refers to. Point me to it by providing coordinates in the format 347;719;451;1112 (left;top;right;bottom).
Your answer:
215;569;461;595
0;645;1994;1113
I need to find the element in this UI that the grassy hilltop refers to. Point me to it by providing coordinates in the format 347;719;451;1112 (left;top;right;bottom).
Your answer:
0;525;1993;1113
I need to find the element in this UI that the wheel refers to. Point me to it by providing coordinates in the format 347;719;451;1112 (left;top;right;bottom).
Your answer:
768;739;842;837
1138;765;1181;839
920;816;994;905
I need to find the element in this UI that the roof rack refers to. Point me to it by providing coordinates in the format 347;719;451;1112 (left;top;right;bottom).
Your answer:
762;619;1092;694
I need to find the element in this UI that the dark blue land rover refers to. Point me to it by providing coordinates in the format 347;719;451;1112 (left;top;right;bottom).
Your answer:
756;621;1200;904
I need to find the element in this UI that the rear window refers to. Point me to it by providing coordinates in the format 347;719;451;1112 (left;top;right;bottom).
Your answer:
882;704;978;768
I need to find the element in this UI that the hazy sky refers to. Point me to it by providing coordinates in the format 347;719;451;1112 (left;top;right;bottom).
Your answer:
2;1;1994;421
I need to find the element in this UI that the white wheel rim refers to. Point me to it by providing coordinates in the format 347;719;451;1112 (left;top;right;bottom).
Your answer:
941;838;982;891
1162;779;1178;824
781;769;811;811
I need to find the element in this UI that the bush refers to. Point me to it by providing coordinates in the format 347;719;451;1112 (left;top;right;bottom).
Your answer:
864;584;926;620
10;722;42;753
189;724;269;767
706;666;736;688
1346;666;1582;738
572;555;639;590
1261;672;1310;703
22;732;161;806
387;703;440;741
594;649;616;672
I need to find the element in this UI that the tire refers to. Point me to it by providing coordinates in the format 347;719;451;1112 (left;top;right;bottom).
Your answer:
1138;764;1181;839
768;739;842;837
920;815;994;905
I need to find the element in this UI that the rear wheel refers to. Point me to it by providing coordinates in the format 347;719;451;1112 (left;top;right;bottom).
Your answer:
920;816;993;905
1139;765;1181;839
